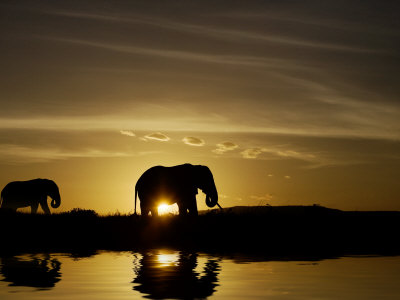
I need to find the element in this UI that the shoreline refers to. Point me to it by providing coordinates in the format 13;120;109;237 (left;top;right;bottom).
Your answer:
1;205;399;256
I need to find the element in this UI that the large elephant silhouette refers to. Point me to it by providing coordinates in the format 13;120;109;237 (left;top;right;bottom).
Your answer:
135;164;218;216
1;179;61;214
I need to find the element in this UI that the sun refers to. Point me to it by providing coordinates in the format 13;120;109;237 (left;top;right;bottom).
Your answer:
158;203;170;215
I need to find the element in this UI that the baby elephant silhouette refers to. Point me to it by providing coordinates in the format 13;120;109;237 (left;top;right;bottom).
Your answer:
1;179;61;214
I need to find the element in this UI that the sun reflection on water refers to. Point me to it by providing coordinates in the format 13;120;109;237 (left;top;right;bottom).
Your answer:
156;252;180;267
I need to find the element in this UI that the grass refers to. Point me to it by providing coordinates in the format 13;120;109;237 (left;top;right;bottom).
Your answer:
1;205;399;256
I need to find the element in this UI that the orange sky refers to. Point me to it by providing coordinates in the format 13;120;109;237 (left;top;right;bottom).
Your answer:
1;0;399;213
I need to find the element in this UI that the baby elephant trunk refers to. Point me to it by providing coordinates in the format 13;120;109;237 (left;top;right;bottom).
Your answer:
51;195;61;208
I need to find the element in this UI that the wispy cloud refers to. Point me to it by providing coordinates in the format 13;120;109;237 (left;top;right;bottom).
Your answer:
143;132;170;142
240;146;322;164
44;10;380;53
0;111;398;141
44;37;309;71
0;144;130;164
182;136;205;146
241;148;264;159
274;149;317;161
250;194;273;202
120;130;135;137
213;141;239;154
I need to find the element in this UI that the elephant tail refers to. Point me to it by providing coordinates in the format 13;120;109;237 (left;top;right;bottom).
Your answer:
134;184;138;215
0;187;6;207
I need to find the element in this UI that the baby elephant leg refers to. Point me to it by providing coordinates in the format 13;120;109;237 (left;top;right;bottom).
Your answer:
39;197;51;214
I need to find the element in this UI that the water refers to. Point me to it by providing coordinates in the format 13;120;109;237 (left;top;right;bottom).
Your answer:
1;250;400;299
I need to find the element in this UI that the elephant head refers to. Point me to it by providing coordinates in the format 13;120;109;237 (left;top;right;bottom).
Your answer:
195;165;218;208
46;180;61;209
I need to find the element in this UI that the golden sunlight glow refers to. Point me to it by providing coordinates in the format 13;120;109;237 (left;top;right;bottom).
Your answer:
158;203;170;215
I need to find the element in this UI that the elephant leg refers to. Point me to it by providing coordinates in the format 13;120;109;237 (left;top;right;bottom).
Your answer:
188;197;198;216
3;205;17;213
150;207;158;217
31;202;39;214
140;202;150;217
178;204;188;216
40;198;51;214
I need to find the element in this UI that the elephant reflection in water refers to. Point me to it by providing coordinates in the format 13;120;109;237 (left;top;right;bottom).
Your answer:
133;251;220;299
0;254;61;289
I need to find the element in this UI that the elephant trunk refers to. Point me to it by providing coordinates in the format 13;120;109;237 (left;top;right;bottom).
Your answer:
51;195;61;209
205;190;218;208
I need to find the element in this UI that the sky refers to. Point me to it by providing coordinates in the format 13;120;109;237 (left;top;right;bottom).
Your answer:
1;0;399;213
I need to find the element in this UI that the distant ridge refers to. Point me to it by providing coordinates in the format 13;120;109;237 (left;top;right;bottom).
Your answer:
201;205;400;215
201;205;342;215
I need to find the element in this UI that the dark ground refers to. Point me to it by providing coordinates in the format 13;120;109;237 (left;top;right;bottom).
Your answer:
1;205;399;256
